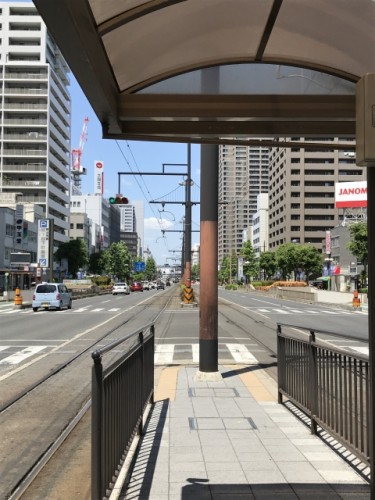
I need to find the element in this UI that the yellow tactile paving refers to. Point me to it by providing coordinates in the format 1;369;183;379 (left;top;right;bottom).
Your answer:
239;369;276;402
154;366;180;401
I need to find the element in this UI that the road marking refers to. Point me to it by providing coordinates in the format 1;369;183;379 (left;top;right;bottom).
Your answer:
0;346;46;365
154;344;174;364
226;343;258;364
108;308;120;312
192;344;199;363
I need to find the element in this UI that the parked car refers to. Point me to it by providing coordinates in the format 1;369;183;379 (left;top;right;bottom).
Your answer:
130;281;143;292
150;281;157;289
32;282;72;312
142;281;151;290
112;282;130;295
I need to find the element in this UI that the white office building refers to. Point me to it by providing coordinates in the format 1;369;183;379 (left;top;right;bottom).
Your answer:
0;2;71;247
70;194;110;250
252;193;269;257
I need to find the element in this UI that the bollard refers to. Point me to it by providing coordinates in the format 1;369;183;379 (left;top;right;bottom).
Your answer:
14;287;23;306
183;279;194;304
352;290;361;308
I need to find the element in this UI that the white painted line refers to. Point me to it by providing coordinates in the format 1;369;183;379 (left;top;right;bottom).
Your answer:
351;346;369;355
226;344;258;364
273;309;289;314
91;308;104;312
108;308;120;312
154;344;174;364
321;310;340;314
0;346;46;365
192;344;199;363
74;307;90;312
304;310;320;314
257;308;269;313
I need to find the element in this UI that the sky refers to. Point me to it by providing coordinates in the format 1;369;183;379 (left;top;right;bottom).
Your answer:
70;77;201;266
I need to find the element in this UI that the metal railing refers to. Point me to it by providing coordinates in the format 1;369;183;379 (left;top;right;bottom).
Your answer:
277;323;370;466
91;323;155;500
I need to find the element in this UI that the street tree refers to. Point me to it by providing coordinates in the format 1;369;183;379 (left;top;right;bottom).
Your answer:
88;251;105;275
275;243;299;280
240;240;258;282
296;245;323;282
259;251;277;280
218;256;230;284
145;256;157;281
54;239;88;278
191;263;200;280
347;222;368;284
102;242;132;281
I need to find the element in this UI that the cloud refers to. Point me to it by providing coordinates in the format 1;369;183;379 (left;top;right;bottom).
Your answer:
144;217;175;231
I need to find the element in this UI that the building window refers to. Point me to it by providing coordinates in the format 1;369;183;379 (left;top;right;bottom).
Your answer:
77;223;84;230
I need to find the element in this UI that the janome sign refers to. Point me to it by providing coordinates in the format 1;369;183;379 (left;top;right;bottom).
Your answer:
335;181;367;208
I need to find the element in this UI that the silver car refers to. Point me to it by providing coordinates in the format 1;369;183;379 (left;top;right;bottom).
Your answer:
32;283;72;312
112;282;130;295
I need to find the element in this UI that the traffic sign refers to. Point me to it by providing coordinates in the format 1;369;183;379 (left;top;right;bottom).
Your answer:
134;261;145;272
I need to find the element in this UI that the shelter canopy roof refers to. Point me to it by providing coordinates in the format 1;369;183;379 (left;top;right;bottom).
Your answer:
34;0;375;142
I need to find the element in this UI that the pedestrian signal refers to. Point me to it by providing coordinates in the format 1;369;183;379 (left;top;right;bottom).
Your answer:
109;195;129;204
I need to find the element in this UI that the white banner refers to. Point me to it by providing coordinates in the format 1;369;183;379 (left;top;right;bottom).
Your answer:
94;160;104;194
37;219;50;267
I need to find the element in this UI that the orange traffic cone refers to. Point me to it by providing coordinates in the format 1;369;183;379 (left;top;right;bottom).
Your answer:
14;287;23;306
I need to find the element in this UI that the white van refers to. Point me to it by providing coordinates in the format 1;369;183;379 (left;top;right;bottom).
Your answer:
32;283;72;312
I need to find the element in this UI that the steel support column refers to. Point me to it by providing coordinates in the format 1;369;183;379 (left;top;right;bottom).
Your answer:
368;168;375;500
184;144;192;285
199;144;218;372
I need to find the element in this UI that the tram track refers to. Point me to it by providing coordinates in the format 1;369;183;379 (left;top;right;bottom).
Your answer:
1;288;176;500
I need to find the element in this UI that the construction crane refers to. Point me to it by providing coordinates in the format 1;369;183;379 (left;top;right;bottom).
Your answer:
71;116;89;191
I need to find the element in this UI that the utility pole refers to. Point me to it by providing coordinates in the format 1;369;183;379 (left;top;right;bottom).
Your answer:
117;145;198;284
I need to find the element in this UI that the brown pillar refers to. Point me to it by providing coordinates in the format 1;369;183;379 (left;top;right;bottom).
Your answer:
199;144;218;372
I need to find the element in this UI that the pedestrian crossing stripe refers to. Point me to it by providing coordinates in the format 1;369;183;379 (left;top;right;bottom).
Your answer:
0;306;357;316
154;343;259;365
0;346;46;365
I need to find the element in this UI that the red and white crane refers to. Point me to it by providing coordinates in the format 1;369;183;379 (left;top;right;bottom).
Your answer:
71;116;89;188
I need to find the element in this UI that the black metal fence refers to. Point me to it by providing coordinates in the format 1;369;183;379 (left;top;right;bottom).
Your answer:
277;323;370;466
91;323;155;500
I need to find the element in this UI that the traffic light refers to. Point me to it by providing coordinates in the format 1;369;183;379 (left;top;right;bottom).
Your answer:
109;194;129;204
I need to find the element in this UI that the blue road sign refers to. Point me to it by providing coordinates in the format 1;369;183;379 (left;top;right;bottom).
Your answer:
134;261;145;272
39;258;47;266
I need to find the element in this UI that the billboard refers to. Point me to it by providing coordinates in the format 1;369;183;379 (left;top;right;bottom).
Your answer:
335;181;367;208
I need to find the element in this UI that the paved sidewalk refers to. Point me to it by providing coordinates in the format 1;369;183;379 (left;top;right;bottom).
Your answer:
115;364;370;500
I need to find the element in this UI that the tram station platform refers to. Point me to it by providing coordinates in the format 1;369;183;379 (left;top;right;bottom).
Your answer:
111;295;370;500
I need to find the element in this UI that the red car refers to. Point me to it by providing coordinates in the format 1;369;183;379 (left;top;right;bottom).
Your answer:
130;281;143;292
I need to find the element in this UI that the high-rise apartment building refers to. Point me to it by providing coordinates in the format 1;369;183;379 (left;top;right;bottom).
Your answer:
268;137;366;250
0;2;71;246
218;144;269;264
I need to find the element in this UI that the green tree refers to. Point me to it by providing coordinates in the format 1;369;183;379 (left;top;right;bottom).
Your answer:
296;245;323;282
218;256;230;284
101;242;132;281
88;251;105;275
145;256;157;281
240;240;258;282
54;239;88;278
347;222;368;284
275;243;299;280
191;263;200;280
259;251;277;280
